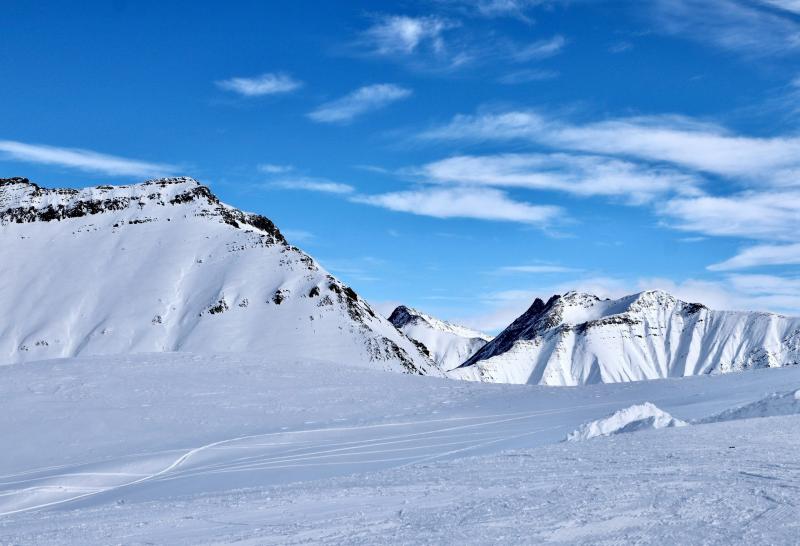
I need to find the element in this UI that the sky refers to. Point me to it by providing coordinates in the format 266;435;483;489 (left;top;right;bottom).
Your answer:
2;0;800;332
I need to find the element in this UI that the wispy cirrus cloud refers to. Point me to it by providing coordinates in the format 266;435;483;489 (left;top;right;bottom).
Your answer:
359;15;456;56
512;35;566;62
649;0;800;57
496;264;580;274
215;72;302;97
0;140;178;178
353;186;561;225
270;177;355;194
308;84;412;123
420;110;800;181
757;0;800;14
709;243;800;271
419;153;701;203
662;190;800;241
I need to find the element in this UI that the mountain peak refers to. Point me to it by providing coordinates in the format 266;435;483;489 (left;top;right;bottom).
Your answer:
1;176;437;375
0;177;287;245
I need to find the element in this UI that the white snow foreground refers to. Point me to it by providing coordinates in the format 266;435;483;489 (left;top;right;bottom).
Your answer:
388;305;491;370
566;402;688;441
451;290;800;386
3;353;800;543
0;177;437;375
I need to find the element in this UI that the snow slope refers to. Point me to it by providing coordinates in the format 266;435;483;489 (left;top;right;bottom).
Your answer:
452;290;800;386
566;402;687;441
1;353;800;543
0;177;437;375
388;305;491;370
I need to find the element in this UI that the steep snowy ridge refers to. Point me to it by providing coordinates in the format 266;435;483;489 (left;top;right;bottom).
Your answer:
0;177;439;375
452;290;800;386
388;305;491;370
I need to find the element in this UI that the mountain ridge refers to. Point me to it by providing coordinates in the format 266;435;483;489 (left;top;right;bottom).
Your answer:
388;305;491;371
0;176;439;375
452;289;800;385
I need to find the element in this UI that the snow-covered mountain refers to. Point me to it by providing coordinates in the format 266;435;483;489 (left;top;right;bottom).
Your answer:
0;176;439;375
388;305;492;371
451;290;800;386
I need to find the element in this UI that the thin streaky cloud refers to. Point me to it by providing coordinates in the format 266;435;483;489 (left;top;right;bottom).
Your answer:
420;110;800;180
258;163;294;174
708;243;800;271
271;177;355;194
650;0;800;57
497;264;581;274
0;140;178;178
353;186;561;225
216;72;302;97
512;35;566;62
308;84;412;123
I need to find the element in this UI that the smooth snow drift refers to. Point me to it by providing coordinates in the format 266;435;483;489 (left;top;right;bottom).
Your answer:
566;402;687;441
388;305;491;370
452;290;800;386
0;177;437;375
700;388;800;423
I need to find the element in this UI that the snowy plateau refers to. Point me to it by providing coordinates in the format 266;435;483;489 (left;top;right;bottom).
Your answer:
3;177;800;544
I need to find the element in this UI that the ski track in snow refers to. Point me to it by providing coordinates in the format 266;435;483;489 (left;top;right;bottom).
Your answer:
4;352;800;544
0;402;622;517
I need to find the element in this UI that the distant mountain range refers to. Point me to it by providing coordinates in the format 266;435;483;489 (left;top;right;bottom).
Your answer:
451;290;800;386
0;177;439;375
4;176;800;386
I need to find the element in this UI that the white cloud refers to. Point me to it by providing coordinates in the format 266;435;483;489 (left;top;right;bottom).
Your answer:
497;264;580;274
353;186;561;224
420;153;701;202
271;177;355;194
757;0;800;13
308;84;412;124
662;190;800;240
650;0;800;57
361;15;454;56
215;73;302;97
512;35;566;62
708;243;800;271
421;110;800;181
0;140;178;178
258;163;293;174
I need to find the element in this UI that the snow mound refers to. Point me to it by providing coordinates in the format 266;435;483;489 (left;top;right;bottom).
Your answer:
566;402;688;442
701;388;800;423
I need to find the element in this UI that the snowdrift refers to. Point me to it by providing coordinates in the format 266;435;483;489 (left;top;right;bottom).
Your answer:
566;402;688;441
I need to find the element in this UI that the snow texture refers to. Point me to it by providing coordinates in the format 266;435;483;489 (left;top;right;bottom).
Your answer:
1;353;800;543
388;305;491;370
452;290;800;386
0;177;438;375
566;402;688;441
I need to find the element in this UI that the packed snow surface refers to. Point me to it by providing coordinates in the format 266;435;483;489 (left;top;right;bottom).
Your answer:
0;177;436;375
452;290;800;386
566;402;688;441
388;305;491;370
2;353;800;543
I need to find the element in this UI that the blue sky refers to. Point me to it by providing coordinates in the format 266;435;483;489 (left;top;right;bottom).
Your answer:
3;0;800;331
